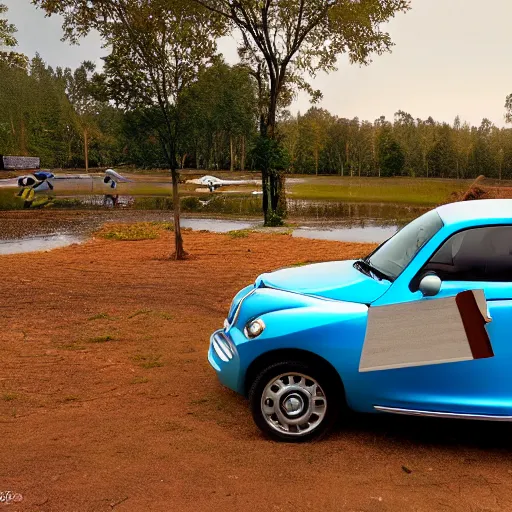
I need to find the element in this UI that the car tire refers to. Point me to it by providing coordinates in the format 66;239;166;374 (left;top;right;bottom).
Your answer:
249;360;341;442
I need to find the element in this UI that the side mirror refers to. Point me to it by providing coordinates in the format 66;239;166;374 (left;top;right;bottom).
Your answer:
419;274;442;297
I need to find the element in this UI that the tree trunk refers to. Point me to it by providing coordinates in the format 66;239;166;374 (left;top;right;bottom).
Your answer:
240;135;246;172
20;119;27;156
171;168;185;260
229;135;234;172
10;116;16;140
259;79;286;226
84;128;89;173
262;168;269;222
315;148;318;175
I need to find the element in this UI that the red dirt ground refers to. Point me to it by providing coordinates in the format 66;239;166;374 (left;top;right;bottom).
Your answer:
2;231;512;511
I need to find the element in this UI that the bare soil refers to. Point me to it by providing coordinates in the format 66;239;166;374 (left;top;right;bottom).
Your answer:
2;231;512;511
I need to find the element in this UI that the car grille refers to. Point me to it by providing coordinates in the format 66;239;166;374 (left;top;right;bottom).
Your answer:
212;331;236;362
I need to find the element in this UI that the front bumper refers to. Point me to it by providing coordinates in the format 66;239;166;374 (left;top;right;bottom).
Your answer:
208;329;244;393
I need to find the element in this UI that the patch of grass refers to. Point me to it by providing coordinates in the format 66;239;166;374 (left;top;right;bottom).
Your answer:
89;335;116;343
97;222;162;241
0;189;27;210
2;393;18;402
227;229;252;238
87;312;113;321
50;198;85;208
128;309;152;319
132;354;164;369
181;196;202;212
133;196;174;210
290;177;469;205
130;376;149;385
149;221;174;231
272;228;293;236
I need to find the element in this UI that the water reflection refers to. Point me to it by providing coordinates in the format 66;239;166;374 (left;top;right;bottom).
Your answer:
43;194;427;224
293;223;397;243
181;218;257;233
287;199;427;222
0;234;82;255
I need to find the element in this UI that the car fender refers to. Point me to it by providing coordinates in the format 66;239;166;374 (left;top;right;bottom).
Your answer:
230;294;369;397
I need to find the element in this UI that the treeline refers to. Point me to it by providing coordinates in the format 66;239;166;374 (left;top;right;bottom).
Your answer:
3;55;512;179
0;55;257;171
0;55;123;169
280;109;512;179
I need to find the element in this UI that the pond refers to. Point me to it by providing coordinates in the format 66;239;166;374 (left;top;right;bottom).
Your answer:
0;191;427;222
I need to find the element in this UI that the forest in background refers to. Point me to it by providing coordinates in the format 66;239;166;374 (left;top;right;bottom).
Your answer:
3;52;512;181
0;55;258;172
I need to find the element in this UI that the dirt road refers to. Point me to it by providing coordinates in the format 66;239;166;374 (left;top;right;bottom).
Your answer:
2;231;512;511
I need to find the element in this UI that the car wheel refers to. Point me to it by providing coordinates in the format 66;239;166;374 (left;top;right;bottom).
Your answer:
249;360;340;442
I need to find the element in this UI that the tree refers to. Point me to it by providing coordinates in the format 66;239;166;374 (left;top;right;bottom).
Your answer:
278;111;300;172
427;123;456;178
194;0;410;225
300;107;331;175
63;61;103;173
417;117;436;177
505;94;512;124
0;3;28;69
179;59;258;171
34;0;224;260
393;110;420;175
470;118;495;178
377;126;404;177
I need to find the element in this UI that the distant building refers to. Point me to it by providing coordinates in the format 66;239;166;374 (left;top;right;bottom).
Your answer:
0;155;40;171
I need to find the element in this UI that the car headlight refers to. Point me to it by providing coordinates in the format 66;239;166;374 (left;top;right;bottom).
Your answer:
244;319;266;339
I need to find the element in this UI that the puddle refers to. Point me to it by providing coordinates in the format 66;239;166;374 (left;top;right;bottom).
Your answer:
181;218;257;233
0;234;82;255
293;224;397;243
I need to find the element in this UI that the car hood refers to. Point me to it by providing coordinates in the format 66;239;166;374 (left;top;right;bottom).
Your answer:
256;260;390;304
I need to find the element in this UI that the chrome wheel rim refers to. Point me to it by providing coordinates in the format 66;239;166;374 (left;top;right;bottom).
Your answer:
261;372;327;436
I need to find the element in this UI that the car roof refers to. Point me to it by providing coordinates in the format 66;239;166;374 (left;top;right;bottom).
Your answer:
436;199;512;225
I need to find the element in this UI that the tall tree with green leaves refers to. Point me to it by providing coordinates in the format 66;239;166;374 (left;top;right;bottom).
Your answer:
179;60;258;171
63;61;103;173
34;0;224;259
0;3;28;69
377;126;404;177
194;0;410;225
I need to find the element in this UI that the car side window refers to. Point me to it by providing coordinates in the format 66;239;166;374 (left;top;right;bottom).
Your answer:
421;226;512;283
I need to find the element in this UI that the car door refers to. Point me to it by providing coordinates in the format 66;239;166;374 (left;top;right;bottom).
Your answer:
360;225;512;417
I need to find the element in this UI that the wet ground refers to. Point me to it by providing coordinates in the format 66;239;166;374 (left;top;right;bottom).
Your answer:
0;210;397;254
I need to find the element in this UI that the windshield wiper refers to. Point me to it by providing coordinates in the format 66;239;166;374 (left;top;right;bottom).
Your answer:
355;258;391;282
353;260;373;277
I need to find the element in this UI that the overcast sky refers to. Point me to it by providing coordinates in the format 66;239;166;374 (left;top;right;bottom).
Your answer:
4;0;512;127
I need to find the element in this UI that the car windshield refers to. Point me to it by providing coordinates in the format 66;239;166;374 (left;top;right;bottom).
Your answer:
365;210;443;281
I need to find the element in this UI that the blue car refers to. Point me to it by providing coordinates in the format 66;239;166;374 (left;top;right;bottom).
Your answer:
209;199;512;441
